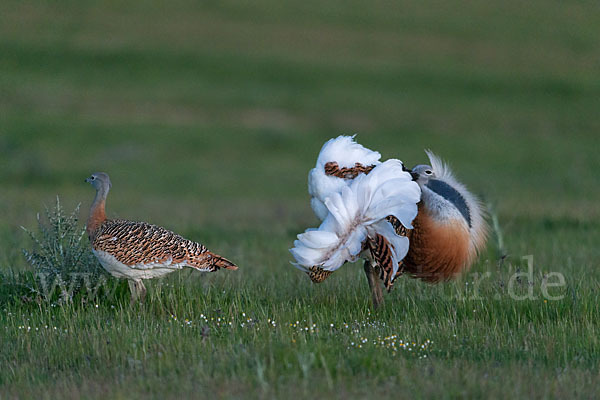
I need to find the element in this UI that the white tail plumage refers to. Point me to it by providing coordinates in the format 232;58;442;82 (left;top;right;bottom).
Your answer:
308;135;382;220
291;160;420;277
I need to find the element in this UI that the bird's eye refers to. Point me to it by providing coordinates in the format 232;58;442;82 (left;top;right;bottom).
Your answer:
425;170;432;175
91;176;96;180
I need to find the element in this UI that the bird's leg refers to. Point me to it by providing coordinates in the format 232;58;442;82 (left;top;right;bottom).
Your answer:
138;280;147;303
128;280;138;304
363;260;383;309
128;280;147;304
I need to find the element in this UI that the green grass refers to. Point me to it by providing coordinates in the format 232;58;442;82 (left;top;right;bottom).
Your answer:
1;0;599;398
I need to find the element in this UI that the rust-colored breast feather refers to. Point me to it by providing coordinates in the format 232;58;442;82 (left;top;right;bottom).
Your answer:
91;220;237;271
324;161;376;179
403;207;471;283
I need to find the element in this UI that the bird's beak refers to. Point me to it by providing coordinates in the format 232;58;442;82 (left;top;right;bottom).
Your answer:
402;164;419;181
85;177;91;183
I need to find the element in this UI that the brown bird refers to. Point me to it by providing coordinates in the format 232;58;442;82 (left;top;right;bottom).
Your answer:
85;172;237;302
291;136;487;308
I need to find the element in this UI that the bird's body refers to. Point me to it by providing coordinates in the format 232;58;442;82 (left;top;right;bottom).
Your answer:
86;172;237;301
291;136;487;307
90;219;235;279
404;151;487;282
402;205;471;282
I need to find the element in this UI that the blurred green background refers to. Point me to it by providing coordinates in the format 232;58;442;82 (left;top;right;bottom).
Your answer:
2;1;598;243
1;1;600;397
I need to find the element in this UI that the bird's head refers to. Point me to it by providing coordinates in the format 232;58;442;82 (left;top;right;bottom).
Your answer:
409;164;435;184
411;150;488;259
411;152;472;226
85;172;112;193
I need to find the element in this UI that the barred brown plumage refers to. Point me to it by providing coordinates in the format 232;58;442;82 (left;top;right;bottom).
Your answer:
386;216;409;238
307;266;333;283
367;234;396;291
324;161;376;179
91;220;234;272
85;172;237;302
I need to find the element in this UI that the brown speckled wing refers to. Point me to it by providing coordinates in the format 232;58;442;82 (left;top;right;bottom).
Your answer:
92;219;237;271
367;234;397;291
368;217;410;290
386;215;410;238
324;162;376;179
307;266;333;283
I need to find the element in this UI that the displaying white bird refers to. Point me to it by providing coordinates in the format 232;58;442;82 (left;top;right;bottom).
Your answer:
85;172;238;302
292;159;420;289
290;136;488;308
308;135;382;220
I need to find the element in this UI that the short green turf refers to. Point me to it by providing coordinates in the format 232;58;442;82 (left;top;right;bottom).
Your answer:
1;1;599;398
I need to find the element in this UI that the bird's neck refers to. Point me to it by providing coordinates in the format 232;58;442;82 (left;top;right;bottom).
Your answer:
87;189;108;239
420;187;464;225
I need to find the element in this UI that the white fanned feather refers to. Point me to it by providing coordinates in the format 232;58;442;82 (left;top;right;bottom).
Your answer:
308;135;382;220
291;159;421;277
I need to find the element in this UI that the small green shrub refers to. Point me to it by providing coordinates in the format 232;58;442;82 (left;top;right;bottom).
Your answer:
21;197;107;303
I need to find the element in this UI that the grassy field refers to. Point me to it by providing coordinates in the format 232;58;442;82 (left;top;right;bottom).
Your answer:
1;0;599;398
